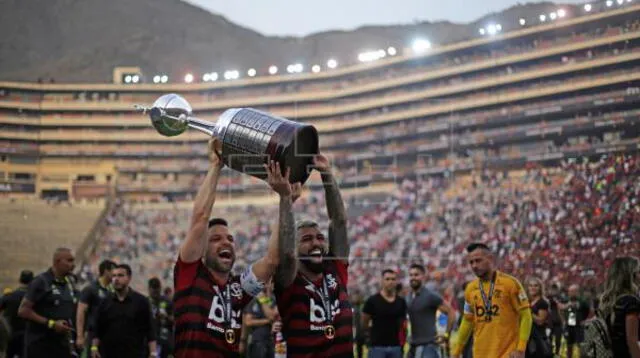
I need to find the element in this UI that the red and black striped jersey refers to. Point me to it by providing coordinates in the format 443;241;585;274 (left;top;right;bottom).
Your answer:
275;260;354;358
173;257;252;358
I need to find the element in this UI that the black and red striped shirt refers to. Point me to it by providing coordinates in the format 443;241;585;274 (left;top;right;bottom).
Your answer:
173;258;252;358
275;260;354;358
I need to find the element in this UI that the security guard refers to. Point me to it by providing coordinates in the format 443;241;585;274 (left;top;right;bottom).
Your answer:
18;248;78;358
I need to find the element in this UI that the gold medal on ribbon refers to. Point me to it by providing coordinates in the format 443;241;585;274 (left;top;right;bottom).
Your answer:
324;325;336;340
225;329;236;344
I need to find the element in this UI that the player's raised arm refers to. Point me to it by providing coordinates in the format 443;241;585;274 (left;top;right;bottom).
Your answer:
180;138;224;263
314;153;349;260
261;161;300;289
248;161;301;288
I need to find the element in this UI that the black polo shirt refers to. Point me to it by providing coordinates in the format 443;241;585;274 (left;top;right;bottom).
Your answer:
24;269;77;358
0;286;28;337
94;288;156;358
79;280;112;333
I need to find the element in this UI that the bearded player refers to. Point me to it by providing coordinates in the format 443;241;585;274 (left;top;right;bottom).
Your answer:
173;138;301;358
274;153;353;358
452;242;532;358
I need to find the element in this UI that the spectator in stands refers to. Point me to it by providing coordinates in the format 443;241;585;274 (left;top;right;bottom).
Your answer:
18;248;77;358
0;270;33;358
598;256;640;358
76;259;116;354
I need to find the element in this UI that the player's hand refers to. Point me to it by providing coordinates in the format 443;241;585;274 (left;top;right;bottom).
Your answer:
53;320;72;334
291;182;302;203
208;138;223;167
272;321;282;333
76;335;85;349
312;153;331;173
508;351;525;358
265;160;292;197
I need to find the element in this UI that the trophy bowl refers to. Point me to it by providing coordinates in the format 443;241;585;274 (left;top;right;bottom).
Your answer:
140;94;319;184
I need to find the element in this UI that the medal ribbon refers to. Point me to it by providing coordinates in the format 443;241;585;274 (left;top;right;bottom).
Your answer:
479;273;496;318
303;276;334;324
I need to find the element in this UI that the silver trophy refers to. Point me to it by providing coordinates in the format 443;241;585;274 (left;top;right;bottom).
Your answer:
136;94;319;184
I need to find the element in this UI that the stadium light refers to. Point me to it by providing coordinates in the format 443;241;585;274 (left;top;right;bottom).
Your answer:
247;68;257;77
160;75;168;83
203;73;210;82
132;75;140;83
224;70;240;80
268;65;278;75
557;9;566;18
387;47;397;56
478;28;486;35
549;12;557;20
486;24;497;35
496;24;502;31
210;72;218;81
152;75;161;84
124;75;132;84
412;39;431;53
519;18;526;26
327;59;338;69
584;3;592;11
358;50;386;62
184;73;194;83
606;0;613;6
539;14;546;22
311;65;321;73
286;63;303;73
616;0;623;4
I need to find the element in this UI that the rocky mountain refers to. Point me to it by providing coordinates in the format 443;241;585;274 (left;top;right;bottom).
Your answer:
0;0;576;83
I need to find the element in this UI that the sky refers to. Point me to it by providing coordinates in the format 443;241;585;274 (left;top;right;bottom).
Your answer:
186;0;588;37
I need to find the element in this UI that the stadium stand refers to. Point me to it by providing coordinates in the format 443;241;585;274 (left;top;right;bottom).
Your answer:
0;197;106;289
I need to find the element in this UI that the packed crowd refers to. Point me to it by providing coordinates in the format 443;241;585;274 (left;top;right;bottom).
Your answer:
85;153;639;297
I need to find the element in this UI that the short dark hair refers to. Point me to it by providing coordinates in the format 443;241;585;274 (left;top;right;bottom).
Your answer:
19;270;34;285
115;264;132;277
409;264;425;273
148;277;161;290
208;218;228;228
382;269;396;276
466;242;491;253
98;260;116;276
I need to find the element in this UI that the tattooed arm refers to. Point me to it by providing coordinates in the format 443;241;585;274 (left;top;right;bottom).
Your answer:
274;192;298;288
314;154;349;261
263;161;301;289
